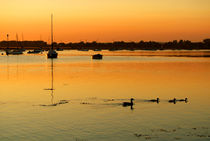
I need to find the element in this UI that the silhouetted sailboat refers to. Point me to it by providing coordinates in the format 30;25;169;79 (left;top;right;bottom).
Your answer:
6;34;24;55
47;14;58;59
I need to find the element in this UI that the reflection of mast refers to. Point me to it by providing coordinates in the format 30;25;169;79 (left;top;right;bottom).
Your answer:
50;58;54;104
43;58;55;105
16;55;19;80
42;59;69;106
7;54;10;80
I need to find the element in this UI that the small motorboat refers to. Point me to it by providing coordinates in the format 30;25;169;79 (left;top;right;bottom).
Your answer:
92;54;103;59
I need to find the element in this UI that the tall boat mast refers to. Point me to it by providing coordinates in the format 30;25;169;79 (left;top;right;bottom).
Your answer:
7;34;9;41
51;14;53;50
16;33;19;49
22;33;24;41
7;34;9;49
47;14;58;58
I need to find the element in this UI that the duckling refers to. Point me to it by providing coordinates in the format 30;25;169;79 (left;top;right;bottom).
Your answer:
177;98;188;102
168;98;176;104
123;98;134;106
149;98;160;103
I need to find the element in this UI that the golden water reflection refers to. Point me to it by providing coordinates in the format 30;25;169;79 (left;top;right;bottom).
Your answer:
0;54;210;140
0;58;209;104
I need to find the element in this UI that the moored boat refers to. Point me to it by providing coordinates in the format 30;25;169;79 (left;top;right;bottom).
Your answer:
47;14;58;59
47;49;58;58
6;49;23;55
92;54;103;59
27;49;43;54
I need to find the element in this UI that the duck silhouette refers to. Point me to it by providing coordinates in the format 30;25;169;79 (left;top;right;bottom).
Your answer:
123;98;134;107
177;98;188;103
168;98;176;104
148;98;160;103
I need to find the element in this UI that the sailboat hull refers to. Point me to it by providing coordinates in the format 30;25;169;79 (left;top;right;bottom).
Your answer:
47;49;58;58
47;53;58;58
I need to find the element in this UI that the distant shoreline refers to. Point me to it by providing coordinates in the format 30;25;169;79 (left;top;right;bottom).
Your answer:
1;49;210;58
0;39;210;51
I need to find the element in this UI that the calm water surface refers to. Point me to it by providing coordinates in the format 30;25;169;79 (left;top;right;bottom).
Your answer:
0;50;210;141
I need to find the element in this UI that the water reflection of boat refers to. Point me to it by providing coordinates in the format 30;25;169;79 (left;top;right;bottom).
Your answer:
43;58;55;105
47;14;58;59
42;58;69;106
50;58;55;104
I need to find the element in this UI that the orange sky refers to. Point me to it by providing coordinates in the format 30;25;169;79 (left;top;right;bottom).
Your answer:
0;0;210;43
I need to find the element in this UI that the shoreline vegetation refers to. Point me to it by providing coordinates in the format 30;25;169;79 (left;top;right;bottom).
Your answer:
0;39;210;51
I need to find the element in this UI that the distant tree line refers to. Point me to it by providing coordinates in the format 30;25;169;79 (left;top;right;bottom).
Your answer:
0;41;47;49
0;39;210;50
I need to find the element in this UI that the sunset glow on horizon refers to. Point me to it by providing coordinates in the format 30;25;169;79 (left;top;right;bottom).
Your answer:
0;0;210;43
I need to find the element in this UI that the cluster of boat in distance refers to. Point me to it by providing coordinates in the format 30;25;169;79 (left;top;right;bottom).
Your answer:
5;48;44;55
3;48;103;60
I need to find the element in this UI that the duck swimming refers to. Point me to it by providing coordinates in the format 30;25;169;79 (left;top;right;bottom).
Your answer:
168;98;176;104
123;98;134;106
177;98;188;102
148;98;160;103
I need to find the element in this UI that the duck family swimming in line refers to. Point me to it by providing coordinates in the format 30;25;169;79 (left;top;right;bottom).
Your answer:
122;97;188;107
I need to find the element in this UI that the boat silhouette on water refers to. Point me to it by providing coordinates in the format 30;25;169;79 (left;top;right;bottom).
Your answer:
6;49;23;55
27;49;43;54
47;14;58;59
5;34;24;55
48;49;58;58
92;54;103;59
